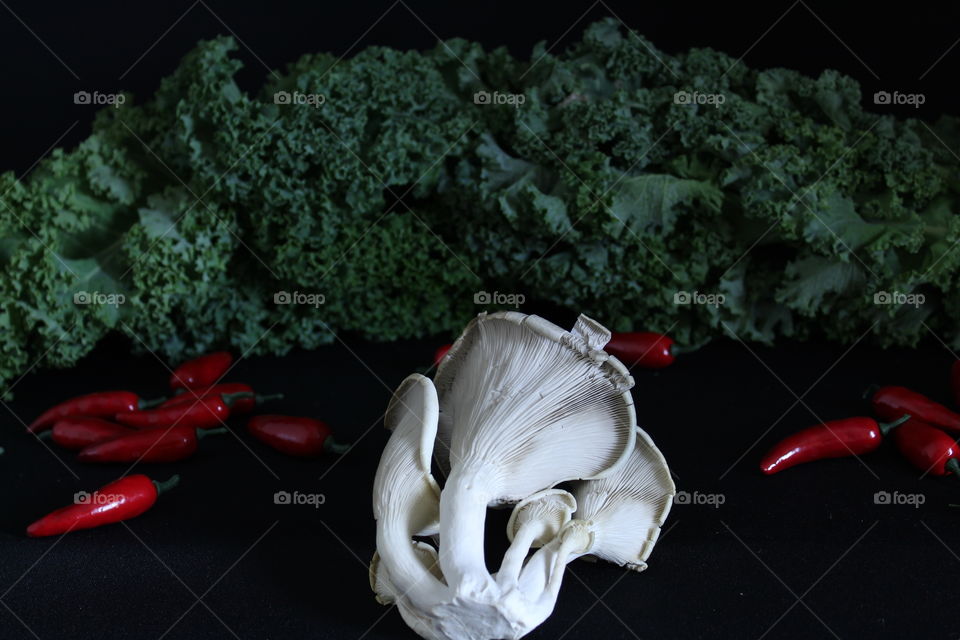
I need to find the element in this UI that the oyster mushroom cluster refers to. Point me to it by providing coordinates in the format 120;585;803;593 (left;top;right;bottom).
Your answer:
371;312;675;640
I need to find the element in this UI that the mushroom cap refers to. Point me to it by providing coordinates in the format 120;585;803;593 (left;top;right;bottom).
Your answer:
368;551;393;605
433;312;636;503
384;373;439;474
505;489;577;546
373;374;447;606
571;427;675;571
569;314;613;353
375;374;442;524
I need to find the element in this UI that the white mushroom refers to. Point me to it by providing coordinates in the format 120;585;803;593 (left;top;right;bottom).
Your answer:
549;519;596;579
368;551;392;605
370;542;445;605
518;426;675;601
497;489;576;588
570;427;675;571
372;373;446;609
432;312;636;594
433;313;630;477
372;312;674;640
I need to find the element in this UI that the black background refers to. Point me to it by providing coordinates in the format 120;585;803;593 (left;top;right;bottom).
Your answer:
1;2;960;639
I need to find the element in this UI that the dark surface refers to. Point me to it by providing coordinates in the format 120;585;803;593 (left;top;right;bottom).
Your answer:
1;332;959;639
2;1;960;638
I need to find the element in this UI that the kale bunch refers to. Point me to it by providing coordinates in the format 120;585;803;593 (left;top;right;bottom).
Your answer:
1;19;957;393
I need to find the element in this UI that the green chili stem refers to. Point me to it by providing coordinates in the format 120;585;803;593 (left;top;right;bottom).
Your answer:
153;474;180;496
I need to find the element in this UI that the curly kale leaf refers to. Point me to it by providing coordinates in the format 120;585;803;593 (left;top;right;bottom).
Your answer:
0;19;959;396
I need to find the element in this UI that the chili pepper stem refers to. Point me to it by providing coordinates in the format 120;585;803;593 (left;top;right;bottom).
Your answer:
196;427;229;439
668;344;691;355
878;414;912;436
324;437;351;455
946;458;960;478
152;474;180;495
37;430;52;441
256;393;284;405
862;384;880;401
221;392;256;408
140;396;167;409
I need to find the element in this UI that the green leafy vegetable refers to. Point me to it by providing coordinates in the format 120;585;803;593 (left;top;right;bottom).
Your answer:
1;19;958;395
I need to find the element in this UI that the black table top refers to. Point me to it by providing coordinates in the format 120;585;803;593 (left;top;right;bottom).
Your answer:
1;331;957;640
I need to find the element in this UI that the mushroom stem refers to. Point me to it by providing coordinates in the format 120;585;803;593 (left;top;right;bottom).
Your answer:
519;520;595;597
438;465;498;596
497;520;545;588
516;541;553;596
538;527;591;608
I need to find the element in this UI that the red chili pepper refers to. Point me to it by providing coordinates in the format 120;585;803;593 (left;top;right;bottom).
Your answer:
760;414;911;475
42;418;133;450
115;393;249;430
247;415;349;457
26;474;179;537
77;426;227;463
893;418;960;477
433;344;452;367
604;332;676;369
27;391;164;433
868;385;960;433
169;351;233;391
159;383;282;414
